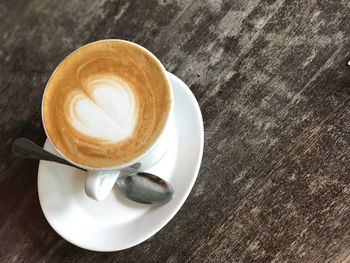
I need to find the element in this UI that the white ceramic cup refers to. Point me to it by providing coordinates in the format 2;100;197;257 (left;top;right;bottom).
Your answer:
42;39;173;201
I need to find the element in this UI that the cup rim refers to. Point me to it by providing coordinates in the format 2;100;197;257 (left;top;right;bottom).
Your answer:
41;39;173;171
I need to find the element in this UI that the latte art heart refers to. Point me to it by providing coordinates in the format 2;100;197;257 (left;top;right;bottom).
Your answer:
69;78;137;143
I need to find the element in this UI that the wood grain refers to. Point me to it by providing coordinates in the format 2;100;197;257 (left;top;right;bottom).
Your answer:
1;0;350;262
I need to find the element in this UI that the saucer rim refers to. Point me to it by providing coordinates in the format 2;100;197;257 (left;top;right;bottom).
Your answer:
37;71;204;251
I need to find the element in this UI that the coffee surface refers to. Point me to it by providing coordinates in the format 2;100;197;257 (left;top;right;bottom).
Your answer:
43;40;171;168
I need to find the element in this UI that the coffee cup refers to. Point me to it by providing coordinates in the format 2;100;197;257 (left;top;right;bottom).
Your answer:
42;40;173;201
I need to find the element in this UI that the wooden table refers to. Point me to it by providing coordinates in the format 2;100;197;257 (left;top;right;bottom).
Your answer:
1;0;350;262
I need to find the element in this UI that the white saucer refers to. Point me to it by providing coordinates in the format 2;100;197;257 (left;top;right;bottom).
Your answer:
37;72;204;251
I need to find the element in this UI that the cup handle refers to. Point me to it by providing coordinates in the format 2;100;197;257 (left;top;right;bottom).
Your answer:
85;170;120;201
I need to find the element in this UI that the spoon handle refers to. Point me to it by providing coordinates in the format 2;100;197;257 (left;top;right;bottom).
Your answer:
12;138;84;171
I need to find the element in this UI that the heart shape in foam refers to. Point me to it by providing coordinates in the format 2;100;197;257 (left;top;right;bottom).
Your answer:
68;78;137;143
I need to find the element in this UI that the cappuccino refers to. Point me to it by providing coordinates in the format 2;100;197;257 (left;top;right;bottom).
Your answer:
42;40;171;168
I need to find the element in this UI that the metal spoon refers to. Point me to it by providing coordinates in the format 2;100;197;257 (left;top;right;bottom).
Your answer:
12;138;174;204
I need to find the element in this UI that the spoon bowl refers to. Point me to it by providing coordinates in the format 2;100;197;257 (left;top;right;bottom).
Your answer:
116;172;174;204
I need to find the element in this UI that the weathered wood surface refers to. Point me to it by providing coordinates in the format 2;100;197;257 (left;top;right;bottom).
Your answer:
1;0;350;262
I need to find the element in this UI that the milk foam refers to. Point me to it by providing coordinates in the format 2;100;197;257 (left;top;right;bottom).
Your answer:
69;78;137;143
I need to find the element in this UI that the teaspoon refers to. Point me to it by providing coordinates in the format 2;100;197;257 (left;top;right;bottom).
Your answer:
12;138;174;204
